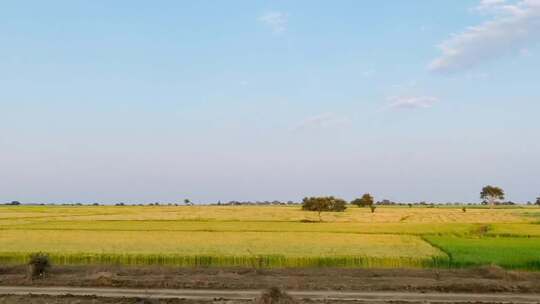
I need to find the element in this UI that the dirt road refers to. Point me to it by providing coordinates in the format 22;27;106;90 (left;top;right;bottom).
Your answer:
1;286;540;303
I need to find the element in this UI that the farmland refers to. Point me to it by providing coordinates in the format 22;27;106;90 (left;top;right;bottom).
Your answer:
0;205;539;270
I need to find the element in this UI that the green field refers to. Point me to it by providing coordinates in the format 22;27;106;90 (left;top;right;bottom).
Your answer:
0;205;539;269
425;235;540;269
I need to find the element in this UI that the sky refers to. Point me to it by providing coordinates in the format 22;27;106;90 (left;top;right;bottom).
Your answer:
1;0;539;204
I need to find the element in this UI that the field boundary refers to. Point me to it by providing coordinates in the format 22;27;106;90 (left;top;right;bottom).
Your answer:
0;252;448;268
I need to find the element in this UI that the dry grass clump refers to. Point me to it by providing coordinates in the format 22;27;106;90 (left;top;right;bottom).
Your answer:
256;287;297;304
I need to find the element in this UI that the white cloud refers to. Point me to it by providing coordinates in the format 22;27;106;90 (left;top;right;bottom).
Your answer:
293;113;350;131
386;96;439;110
520;47;533;56
259;11;288;33
430;0;540;73
476;0;510;13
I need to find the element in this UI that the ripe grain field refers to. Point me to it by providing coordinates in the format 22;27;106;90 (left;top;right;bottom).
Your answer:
0;205;539;269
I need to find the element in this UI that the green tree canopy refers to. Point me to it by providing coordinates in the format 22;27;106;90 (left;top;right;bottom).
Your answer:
351;193;374;207
301;196;347;221
480;185;504;207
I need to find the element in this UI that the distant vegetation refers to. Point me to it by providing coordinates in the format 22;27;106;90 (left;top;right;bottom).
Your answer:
480;185;505;207
5;185;539;208
301;196;347;221
351;193;374;208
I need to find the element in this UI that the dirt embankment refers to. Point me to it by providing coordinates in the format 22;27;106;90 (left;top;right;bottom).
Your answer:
0;294;244;304
1;265;540;293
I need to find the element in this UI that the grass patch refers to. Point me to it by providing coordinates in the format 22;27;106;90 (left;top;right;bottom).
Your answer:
487;223;540;237
424;235;540;270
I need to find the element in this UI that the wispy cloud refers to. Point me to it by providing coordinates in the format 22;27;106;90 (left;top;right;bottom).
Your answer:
259;11;288;33
293;113;350;131
520;47;533;56
429;0;540;73
475;0;512;13
362;69;376;78
386;96;439;110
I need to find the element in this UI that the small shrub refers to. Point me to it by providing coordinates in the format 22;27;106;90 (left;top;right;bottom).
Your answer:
28;252;51;278
256;287;297;304
134;298;160;304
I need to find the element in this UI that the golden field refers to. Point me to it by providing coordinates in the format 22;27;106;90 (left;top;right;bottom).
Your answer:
0;205;539;269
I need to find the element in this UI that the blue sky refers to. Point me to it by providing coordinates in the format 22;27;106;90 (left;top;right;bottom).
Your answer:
1;0;539;204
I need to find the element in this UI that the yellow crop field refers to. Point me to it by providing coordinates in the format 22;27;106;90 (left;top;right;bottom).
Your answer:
0;205;539;269
0;230;442;257
0;205;532;223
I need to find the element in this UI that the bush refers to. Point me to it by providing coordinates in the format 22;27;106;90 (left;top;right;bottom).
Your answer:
28;252;51;278
256;287;297;304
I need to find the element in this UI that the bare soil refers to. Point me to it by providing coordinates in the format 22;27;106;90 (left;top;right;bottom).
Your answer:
2;290;540;304
0;294;248;304
1;265;540;293
0;294;172;304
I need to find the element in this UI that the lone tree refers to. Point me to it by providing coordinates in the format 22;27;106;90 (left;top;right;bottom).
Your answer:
301;196;347;221
480;185;504;208
535;197;540;206
351;193;374;207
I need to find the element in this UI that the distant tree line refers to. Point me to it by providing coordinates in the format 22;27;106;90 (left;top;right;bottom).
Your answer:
4;186;539;207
